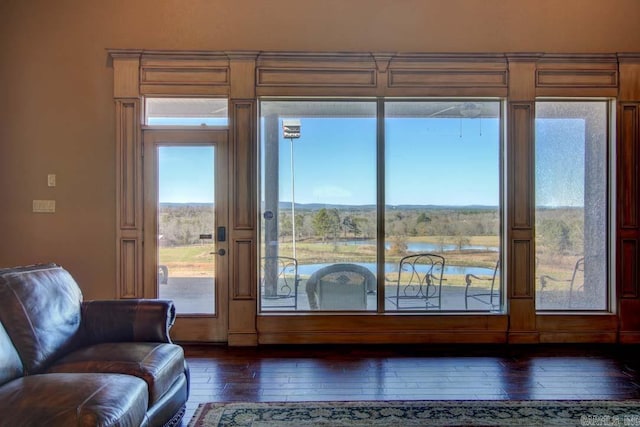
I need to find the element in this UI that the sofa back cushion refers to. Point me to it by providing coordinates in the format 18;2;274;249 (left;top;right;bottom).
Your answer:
0;264;82;374
0;321;23;386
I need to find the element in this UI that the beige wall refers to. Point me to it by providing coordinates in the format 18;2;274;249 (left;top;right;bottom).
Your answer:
1;0;639;299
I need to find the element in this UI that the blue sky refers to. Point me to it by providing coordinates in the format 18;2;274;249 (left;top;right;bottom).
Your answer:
159;146;215;203
157;109;587;208
272;115;501;206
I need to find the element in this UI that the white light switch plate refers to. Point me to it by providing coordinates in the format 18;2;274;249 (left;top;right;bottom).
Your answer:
33;200;55;213
47;174;56;187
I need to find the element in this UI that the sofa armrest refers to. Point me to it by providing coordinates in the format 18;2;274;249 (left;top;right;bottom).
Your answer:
80;299;176;344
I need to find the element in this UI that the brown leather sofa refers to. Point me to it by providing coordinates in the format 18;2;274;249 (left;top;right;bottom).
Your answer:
0;263;189;427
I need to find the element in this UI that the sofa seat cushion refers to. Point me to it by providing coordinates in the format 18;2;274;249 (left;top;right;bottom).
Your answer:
48;342;185;406
0;373;148;427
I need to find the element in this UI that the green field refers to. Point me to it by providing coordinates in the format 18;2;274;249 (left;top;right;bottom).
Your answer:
159;236;501;282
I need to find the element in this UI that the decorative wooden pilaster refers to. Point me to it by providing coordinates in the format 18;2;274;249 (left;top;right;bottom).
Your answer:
112;52;144;299
617;54;640;343
227;52;259;346
506;54;540;343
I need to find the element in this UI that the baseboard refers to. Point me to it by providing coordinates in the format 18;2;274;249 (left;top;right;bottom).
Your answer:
507;331;540;344
228;331;258;346
619;331;640;344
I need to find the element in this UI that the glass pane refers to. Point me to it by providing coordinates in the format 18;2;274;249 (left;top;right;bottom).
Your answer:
145;98;228;126
260;100;377;312
535;101;608;311
385;101;502;312
157;146;216;314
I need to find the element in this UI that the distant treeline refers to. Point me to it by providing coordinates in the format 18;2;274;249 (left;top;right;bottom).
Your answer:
160;203;583;257
273;206;500;243
159;204;214;246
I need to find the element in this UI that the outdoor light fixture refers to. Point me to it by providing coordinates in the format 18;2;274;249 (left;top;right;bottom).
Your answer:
282;119;301;257
282;119;301;139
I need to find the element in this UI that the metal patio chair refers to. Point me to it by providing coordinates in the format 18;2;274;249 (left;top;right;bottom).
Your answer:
539;257;585;308
261;256;300;310
387;253;445;310
464;260;501;310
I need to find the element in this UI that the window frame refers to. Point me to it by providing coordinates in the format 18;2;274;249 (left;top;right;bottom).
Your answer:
533;97;617;314
143;96;230;128
257;97;507;315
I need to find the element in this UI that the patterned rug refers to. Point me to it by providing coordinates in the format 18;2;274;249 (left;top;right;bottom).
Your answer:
188;400;640;426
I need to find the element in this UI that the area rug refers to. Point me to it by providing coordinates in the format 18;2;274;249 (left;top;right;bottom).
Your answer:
188;400;640;426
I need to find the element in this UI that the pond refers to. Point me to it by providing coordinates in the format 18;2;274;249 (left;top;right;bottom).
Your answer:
336;240;498;253
297;262;496;277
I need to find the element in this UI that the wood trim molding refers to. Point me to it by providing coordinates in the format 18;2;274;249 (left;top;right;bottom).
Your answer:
107;48;640;344
112;53;141;98
618;54;640;102
619;238;639;298
537;70;617;88
510;239;533;299
618;103;640;303
115;98;142;299
619;332;640;344
258;331;507;345
140;56;230;95
230;101;256;230
258;67;376;88
616;55;640;340
535;54;619;97
228;300;258;346
232;238;255;299
115;100;141;230
618;103;639;228
256;52;377;96
258;315;508;345
118;237;142;298
229;54;258;99
619;300;640;338
141;62;229;85
508;102;534;230
228;331;259;346
507;59;536;101
388;69;506;88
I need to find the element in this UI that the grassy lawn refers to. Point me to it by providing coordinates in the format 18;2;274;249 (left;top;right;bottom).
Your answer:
159;236;578;291
160;237;503;279
158;237;583;308
159;244;216;277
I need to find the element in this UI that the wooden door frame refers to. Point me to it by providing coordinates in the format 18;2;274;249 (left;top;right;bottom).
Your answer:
143;128;230;342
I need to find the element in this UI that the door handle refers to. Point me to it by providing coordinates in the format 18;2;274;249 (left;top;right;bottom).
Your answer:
217;248;226;256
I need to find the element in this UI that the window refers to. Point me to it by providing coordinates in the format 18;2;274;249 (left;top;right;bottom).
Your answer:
384;101;503;312
259;100;378;312
145;98;228;126
534;101;611;311
259;99;504;313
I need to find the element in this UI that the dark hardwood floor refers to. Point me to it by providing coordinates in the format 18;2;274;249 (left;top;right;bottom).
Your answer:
179;343;640;426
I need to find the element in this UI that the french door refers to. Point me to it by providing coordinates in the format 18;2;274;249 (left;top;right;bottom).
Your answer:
143;129;228;342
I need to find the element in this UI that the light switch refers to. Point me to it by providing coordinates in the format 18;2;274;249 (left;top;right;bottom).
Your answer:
47;174;56;187
33;200;55;213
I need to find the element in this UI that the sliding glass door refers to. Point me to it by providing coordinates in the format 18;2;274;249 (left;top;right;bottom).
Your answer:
259;99;503;313
384;101;502;312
